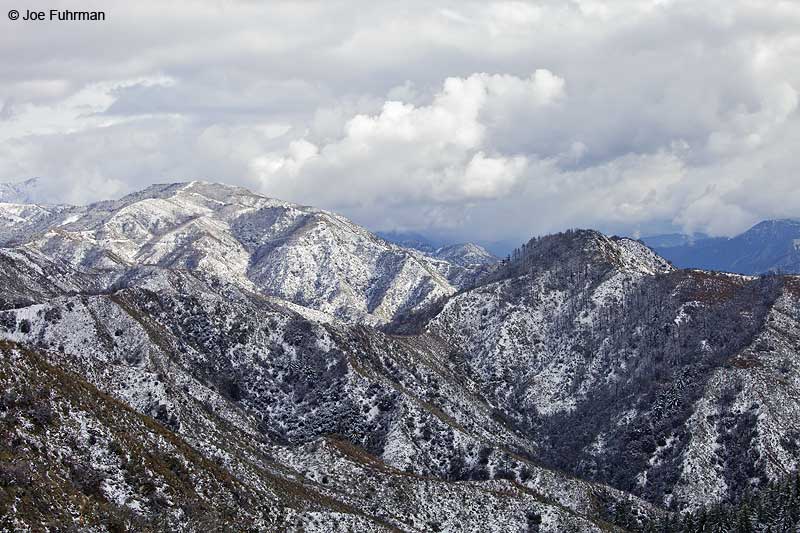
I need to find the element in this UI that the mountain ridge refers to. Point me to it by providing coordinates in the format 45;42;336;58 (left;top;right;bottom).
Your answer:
645;219;800;274
0;178;46;204
3;181;492;326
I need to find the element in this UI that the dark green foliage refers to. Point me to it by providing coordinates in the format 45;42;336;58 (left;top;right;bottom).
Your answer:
715;407;764;494
487;257;782;505
69;462;106;497
646;472;800;533
0;312;15;331
29;402;54;426
0;461;31;487
526;511;542;533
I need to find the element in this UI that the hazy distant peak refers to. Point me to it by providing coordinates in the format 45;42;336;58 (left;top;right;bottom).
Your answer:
434;242;497;266
0;177;45;204
648;218;800;274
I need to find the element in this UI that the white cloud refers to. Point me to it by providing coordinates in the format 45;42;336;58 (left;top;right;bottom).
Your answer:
252;71;560;206
0;76;174;142
2;0;800;243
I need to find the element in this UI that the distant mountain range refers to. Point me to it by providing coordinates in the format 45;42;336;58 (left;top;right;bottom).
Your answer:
375;230;444;254
643;219;800;274
376;229;516;259
0;177;46;204
376;230;498;267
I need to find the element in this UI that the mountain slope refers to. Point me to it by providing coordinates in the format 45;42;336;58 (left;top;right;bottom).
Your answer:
427;230;800;510
376;231;498;267
0;341;286;532
0;178;45;204
11;181;487;325
375;230;440;254
433;243;497;267
3;340;621;532
0;265;646;531
2;182;799;531
0;202;74;245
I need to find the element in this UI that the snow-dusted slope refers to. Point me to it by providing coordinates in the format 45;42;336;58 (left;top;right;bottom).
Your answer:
434;242;498;266
0;247;95;307
429;230;800;509
3;339;624;532
0;265;652;531
0;202;75;245
0;177;46;204
430;231;675;416
2;182;800;530
13;181;481;325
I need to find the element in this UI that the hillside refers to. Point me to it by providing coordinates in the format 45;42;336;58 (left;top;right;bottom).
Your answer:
1;182;799;531
430;230;800;510
5;181;491;326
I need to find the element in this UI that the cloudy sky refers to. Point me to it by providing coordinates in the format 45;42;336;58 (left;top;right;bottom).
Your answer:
2;0;800;244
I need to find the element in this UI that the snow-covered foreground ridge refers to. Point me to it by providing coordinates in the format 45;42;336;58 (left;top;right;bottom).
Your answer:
1;181;799;532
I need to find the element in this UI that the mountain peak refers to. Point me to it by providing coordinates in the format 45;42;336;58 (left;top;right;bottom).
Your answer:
6;180;484;325
434;242;498;266
0;177;46;204
745;218;800;235
650;218;800;274
109;180;280;208
491;228;672;283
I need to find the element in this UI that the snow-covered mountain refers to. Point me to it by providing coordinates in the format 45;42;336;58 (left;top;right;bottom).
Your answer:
376;230;499;267
0;192;650;530
0;177;46;204
433;242;497;267
6;181;489;325
430;230;800;511
1;182;799;532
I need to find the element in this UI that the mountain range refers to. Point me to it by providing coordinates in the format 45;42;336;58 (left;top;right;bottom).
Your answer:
1;181;799;532
375;231;498;268
0;178;45;205
644;219;800;274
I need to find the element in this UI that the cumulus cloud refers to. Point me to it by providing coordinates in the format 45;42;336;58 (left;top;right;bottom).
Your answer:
2;0;800;244
253;71;559;206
